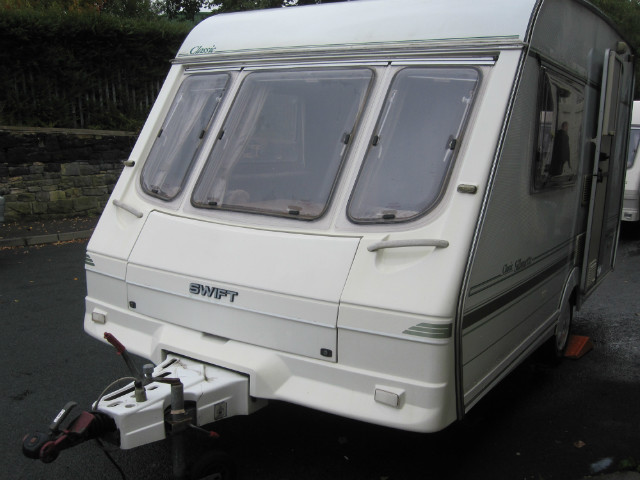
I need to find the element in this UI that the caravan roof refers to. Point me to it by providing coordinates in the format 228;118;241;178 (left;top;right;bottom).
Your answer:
178;0;539;58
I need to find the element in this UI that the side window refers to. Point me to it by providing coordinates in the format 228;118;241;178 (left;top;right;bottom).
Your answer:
141;74;230;201
532;69;583;191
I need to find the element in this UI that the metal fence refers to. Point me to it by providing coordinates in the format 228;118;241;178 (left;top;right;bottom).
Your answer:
3;68;164;131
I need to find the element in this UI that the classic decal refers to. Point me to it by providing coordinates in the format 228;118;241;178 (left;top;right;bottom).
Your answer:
189;45;217;55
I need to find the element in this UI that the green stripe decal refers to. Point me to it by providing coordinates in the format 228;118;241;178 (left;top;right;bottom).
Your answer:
85;254;95;266
403;323;452;339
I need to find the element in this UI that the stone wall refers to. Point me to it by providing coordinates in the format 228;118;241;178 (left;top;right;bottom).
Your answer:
0;127;137;222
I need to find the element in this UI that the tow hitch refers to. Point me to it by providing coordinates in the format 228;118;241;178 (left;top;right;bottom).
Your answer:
22;332;255;479
22;401;116;463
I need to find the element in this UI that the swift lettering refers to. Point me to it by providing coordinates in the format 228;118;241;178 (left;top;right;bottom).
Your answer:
189;282;238;302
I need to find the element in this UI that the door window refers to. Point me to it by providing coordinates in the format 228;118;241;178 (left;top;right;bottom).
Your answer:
627;127;640;168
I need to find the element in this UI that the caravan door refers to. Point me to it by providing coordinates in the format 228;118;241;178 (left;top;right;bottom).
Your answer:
581;49;633;297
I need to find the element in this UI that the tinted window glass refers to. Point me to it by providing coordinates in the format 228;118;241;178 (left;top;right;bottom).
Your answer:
141;74;230;200
532;71;583;191
192;69;372;219
348;68;478;223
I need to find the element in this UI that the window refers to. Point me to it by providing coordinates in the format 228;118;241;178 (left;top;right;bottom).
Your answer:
348;67;479;223
191;68;373;219
532;70;583;191
141;74;230;201
628;127;640;169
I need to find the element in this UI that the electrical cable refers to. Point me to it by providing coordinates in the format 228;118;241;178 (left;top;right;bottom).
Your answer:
91;377;140;480
92;377;136;411
94;438;127;480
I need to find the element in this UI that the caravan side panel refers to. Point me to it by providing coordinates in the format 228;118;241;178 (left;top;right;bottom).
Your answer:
461;55;592;405
460;0;633;409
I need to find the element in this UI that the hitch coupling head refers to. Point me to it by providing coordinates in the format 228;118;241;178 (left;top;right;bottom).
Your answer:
23;405;116;463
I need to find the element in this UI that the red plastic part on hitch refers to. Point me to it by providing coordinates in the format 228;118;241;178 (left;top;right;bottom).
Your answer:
23;410;116;463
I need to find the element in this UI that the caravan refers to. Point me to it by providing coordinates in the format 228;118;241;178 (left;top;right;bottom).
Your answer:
84;0;634;443
24;0;634;476
623;101;640;221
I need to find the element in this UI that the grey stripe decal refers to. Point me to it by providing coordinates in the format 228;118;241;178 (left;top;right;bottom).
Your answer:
403;323;452;339
462;255;570;330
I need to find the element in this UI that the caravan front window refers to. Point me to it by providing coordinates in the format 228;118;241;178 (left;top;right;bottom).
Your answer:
347;67;479;223
192;68;373;219
141;74;230;201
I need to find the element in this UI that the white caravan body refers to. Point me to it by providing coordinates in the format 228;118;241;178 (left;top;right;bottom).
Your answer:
84;0;634;441
623;101;640;221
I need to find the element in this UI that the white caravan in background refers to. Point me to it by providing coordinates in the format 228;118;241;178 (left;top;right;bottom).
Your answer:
79;0;633;452
623;101;640;221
